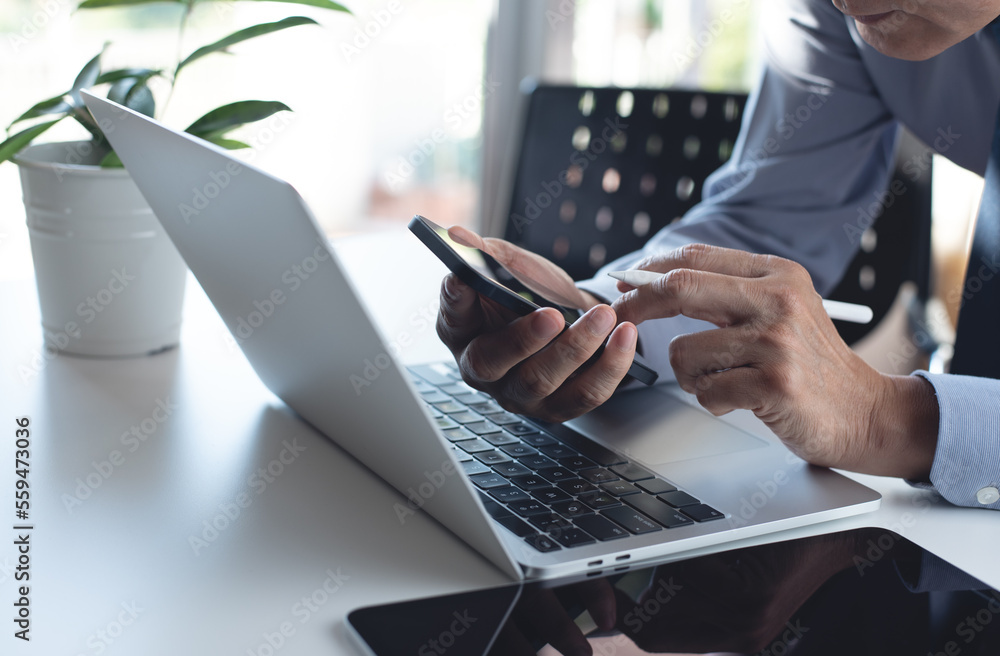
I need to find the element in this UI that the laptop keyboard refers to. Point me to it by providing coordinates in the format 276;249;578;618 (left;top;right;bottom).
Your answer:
408;363;724;553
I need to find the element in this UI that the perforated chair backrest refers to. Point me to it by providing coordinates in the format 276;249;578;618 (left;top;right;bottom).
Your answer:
500;84;746;280
496;83;932;344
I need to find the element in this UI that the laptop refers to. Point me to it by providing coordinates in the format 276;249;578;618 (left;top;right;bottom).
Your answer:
82;91;880;581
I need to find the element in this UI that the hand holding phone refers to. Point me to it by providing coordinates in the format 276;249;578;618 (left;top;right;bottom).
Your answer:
409;215;657;386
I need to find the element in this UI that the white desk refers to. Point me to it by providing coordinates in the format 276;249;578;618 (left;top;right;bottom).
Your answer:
1;230;998;655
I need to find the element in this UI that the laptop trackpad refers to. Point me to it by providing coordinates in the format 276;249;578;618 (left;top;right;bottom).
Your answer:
566;385;768;465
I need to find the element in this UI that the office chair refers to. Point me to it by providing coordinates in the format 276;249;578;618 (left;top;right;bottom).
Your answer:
493;83;932;346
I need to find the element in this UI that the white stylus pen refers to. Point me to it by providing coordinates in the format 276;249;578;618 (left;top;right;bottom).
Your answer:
608;270;874;325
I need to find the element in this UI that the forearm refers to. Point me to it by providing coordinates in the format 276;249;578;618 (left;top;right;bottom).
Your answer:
865;374;939;480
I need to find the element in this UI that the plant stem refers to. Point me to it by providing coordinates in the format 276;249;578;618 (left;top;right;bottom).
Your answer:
162;0;195;117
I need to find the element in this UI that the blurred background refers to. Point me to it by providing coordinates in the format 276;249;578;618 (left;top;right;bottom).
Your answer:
0;0;984;333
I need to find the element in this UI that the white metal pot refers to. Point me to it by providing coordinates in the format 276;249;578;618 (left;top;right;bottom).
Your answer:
15;141;187;357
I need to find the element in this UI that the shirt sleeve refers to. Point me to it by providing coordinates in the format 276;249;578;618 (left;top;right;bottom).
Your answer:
578;0;899;381
912;371;1000;510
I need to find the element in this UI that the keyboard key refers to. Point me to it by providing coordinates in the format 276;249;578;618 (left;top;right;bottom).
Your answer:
453;391;492;405
550;527;596;548
601;481;641;497
505;423;541;436
558;455;599;471
602;506;661;535
457;439;494;454
465;421;502;435
493;462;532;478
550;500;593;518
468;401;504;415
573;514;630;541
580;468;620;484
442;427;476;442
461;461;491;476
420;391;452;404
509;474;551;491
490;486;532;504
659;491;701;508
489;412;522;426
433;400;467;414
578;492;622;510
451;448;472;462
519;455;559;470
509;500;550;517
441;382;476;396
550;432;626;467
483;432;520;446
610;463;655;481
435;416;460;430
625;495;694;528
450;410;485;424
496;515;535;538
478;493;511;519
682;504;725;523
556;479;596;496
529;513;572;532
500;443;539;458
540;444;581;460
524;533;561;552
521;433;558;447
410;364;457;386
538;467;575;483
469;472;509;489
635;479;677;495
476;450;513;465
531;487;572;504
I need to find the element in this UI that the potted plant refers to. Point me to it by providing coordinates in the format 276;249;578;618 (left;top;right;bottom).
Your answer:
1;0;348;357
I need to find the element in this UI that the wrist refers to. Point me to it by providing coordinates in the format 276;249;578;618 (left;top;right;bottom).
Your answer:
866;374;939;480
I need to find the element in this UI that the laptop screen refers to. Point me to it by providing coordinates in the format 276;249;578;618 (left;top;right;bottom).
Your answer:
349;528;998;655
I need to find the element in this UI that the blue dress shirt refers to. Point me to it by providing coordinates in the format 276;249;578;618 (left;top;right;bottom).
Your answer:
578;0;1000;510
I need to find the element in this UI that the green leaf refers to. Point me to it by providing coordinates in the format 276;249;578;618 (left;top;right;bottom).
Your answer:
95;67;160;85
186;100;291;138
176;16;318;74
231;0;350;12
99;150;124;167
107;79;156;118
0;119;63;165
8;94;73;129
78;0;185;8
71;49;104;92
204;137;251;150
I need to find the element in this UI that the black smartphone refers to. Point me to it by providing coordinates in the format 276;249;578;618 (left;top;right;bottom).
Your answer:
408;214;658;386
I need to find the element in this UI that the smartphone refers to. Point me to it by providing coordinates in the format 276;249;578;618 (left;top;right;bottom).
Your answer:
408;215;658;386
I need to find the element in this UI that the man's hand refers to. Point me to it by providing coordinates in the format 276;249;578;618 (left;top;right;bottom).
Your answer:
436;272;637;423
612;243;938;479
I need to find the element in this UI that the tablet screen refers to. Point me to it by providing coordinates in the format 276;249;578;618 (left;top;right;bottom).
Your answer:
348;528;998;655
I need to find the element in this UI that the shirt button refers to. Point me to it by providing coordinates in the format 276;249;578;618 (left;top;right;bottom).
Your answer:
976;487;1000;505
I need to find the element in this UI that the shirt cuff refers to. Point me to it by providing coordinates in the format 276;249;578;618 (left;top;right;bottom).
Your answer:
911;371;1000;510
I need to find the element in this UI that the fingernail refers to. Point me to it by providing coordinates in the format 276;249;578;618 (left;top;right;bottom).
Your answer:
533;311;563;339
615;323;637;352
588;307;615;336
443;275;463;302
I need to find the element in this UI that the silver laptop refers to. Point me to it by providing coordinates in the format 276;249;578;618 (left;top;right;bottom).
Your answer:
82;91;880;581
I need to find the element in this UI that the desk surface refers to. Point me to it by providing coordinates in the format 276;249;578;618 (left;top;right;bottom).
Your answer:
1;230;998;655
